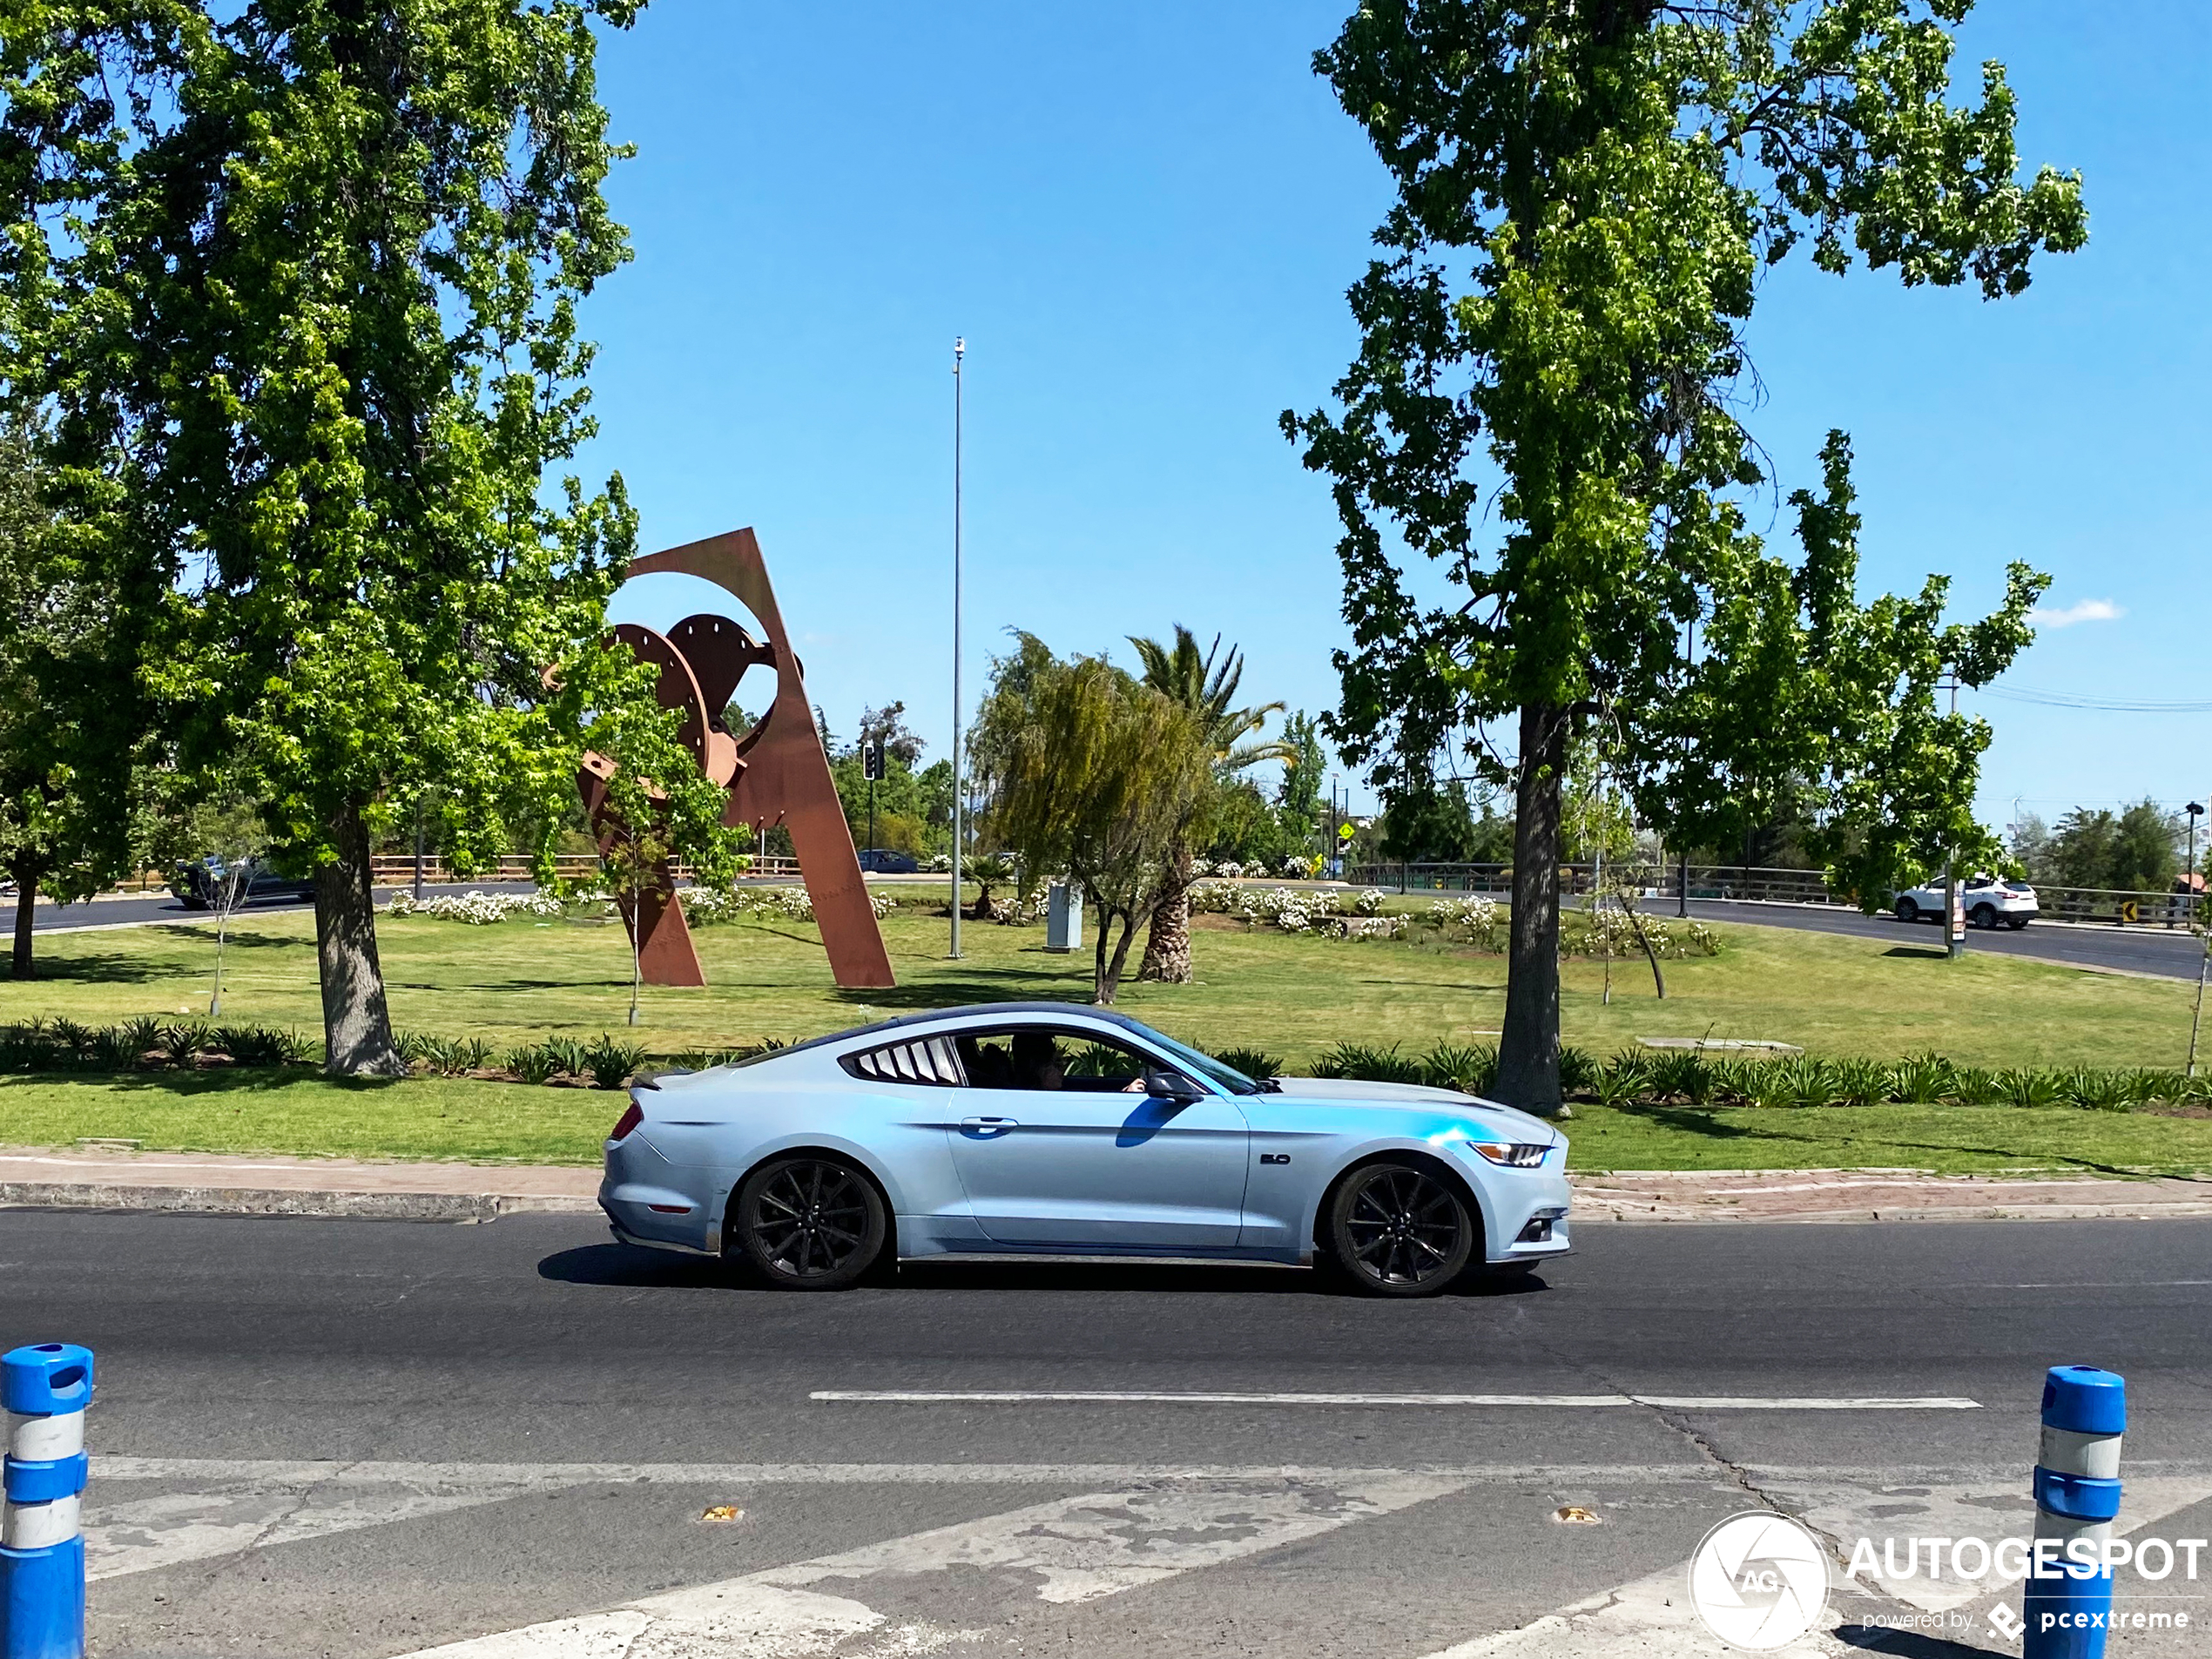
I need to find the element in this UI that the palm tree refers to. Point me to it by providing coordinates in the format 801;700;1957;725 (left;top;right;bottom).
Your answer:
1127;625;1293;982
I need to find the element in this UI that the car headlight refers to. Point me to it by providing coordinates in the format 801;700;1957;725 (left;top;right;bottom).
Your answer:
1471;1142;1550;1168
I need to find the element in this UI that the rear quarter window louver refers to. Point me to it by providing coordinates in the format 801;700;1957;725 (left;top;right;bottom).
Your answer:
841;1036;965;1086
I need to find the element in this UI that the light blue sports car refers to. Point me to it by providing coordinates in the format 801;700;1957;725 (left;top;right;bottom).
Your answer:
600;1001;1571;1297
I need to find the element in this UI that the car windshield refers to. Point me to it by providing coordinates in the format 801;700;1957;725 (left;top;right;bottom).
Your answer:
1111;1020;1259;1096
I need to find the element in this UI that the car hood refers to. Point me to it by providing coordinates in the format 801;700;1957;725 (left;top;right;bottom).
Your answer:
1271;1077;1560;1141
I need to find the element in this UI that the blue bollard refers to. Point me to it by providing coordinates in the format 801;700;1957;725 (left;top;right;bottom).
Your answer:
1;1345;93;1659
2022;1365;2125;1659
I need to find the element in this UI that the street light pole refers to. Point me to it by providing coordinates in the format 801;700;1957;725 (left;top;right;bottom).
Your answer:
949;336;965;961
1943;674;1964;960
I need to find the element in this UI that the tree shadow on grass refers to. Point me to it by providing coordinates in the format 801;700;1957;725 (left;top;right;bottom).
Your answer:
0;1068;397;1097
829;974;1089;1011
146;925;299;950
5;953;166;984
1883;946;1953;961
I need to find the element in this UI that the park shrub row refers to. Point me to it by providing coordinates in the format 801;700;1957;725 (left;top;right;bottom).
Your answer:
1290;1041;2211;1112
4;1016;2202;1112
1186;884;1723;958
0;1016;313;1073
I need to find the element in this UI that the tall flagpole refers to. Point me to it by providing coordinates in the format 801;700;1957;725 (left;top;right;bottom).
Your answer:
949;336;965;961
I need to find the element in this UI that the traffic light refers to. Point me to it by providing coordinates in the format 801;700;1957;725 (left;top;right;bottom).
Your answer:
861;738;884;782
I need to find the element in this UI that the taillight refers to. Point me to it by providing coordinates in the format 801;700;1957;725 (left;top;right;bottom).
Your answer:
609;1102;644;1143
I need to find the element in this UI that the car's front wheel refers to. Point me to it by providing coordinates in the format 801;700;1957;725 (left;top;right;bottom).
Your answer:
1971;904;1999;930
1895;897;1919;923
1325;1161;1478;1298
731;1156;887;1291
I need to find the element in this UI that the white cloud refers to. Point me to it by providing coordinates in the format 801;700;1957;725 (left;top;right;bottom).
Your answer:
2029;597;2125;628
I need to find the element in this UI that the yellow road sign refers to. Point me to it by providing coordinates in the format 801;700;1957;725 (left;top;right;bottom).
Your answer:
2120;900;2139;925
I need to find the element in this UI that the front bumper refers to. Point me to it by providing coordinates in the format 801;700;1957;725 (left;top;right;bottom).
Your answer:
1487;1157;1574;1262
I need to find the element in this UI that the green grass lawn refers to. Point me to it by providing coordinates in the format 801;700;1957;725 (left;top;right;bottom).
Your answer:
3;897;2196;1068
2;896;2207;1169
3;1071;2204;1175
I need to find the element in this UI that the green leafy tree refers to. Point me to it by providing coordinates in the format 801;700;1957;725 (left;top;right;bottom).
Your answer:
4;0;730;1070
2038;800;2179;894
1285;0;2082;1110
1128;625;1291;982
1277;710;1328;848
974;635;1215;1005
0;414;151;978
1661;434;2040;908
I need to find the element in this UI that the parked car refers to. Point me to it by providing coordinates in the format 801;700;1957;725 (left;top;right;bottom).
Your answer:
601;1001;1571;1298
1893;873;2038;930
856;848;919;874
168;856;316;911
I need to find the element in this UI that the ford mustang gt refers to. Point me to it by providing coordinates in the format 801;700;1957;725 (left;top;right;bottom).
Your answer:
600;1001;1571;1297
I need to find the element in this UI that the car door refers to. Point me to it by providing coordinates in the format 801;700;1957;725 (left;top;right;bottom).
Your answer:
944;1024;1250;1248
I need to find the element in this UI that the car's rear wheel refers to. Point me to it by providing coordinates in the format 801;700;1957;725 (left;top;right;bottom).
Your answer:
2007;916;2029;930
1895;897;1919;923
1325;1161;1477;1298
732;1156;887;1291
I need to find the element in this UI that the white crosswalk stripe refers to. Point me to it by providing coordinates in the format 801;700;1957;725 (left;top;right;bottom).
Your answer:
391;1477;1467;1657
81;1458;2212;1657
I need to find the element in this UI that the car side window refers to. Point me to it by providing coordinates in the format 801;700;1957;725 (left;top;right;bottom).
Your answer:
954;1027;1160;1094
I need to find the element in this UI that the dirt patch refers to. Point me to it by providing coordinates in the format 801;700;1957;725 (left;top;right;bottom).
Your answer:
2139;1102;2212;1119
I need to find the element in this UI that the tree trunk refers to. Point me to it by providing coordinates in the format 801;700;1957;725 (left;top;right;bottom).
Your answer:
1497;702;1566;1115
1138;846;1195;983
8;863;34;981
314;800;406;1076
1092;905;1141;1006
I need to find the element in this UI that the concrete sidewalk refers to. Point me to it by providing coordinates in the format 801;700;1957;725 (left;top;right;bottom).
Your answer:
3;1143;2209;1226
1575;1165;2212;1224
0;1144;598;1223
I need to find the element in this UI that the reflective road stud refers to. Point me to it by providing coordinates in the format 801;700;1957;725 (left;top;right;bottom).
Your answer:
2023;1365;2125;1659
1;1345;92;1659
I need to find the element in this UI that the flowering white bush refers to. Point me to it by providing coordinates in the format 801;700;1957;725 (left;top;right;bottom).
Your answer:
1560;907;1720;959
385;890;563;924
684;885;895;925
1426;894;1503;948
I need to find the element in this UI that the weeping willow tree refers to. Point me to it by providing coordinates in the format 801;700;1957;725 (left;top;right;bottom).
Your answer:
974;634;1217;1005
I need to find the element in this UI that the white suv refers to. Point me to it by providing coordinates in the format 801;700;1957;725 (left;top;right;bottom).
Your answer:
1894;874;2038;930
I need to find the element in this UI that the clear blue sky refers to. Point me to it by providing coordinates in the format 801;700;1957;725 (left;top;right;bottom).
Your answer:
587;2;2209;835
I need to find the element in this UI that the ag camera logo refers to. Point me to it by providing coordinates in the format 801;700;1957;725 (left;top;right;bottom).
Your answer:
1689;1512;1831;1650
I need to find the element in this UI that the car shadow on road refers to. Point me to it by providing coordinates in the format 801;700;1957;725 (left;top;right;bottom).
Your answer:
538;1242;730;1289
1835;1623;1996;1656
537;1244;1552;1298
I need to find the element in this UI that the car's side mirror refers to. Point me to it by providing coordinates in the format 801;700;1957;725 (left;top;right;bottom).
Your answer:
1145;1070;1204;1103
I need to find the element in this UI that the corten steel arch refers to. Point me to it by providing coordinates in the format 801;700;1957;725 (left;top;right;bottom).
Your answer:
578;528;896;990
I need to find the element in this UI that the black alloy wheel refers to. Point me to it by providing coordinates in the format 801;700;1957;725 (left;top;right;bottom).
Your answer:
732;1157;887;1291
1895;897;1919;923
1972;904;1999;930
1326;1162;1476;1298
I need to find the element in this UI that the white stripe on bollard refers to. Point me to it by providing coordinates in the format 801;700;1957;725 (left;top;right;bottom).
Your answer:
6;1408;85;1462
2039;1426;2122;1480
2;1492;82;1550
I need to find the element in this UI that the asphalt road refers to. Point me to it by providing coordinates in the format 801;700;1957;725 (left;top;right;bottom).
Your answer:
1677;897;2210;981
12;1208;2209;1657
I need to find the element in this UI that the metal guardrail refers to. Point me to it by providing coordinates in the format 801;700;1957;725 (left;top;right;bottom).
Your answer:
1344;861;2208;929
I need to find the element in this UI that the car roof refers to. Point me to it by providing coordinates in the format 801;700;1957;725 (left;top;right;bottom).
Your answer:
775;1001;1157;1061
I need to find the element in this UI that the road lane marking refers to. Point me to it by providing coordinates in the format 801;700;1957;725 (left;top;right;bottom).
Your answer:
392;1475;1466;1657
808;1390;1983;1410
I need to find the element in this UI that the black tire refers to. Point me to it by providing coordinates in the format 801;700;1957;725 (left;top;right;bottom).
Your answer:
2007;916;2029;930
1971;904;1998;930
731;1156;887;1291
1325;1160;1478;1298
1895;897;1919;923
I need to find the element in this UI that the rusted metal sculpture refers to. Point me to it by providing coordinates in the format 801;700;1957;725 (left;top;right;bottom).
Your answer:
578;527;895;990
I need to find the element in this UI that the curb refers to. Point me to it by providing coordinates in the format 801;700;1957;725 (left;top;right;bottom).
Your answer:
0;1182;598;1223
1577;1199;2212;1225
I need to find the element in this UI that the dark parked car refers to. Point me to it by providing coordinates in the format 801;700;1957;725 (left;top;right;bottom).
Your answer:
856;848;919;874
169;857;317;911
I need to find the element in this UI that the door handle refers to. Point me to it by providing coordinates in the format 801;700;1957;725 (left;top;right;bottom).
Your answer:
960;1116;1017;1135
